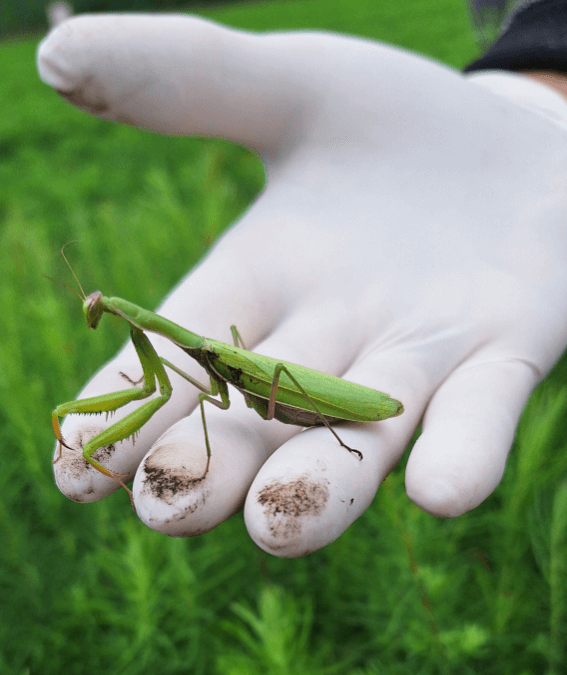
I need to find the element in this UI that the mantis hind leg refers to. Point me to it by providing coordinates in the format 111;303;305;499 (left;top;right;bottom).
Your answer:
267;363;363;461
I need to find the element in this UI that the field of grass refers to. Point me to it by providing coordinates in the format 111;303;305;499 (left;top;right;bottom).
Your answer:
2;0;567;672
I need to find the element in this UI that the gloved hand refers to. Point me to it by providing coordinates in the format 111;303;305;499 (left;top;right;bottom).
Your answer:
37;13;567;556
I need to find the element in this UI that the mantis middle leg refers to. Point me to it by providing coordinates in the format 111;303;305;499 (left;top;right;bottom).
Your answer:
159;359;231;478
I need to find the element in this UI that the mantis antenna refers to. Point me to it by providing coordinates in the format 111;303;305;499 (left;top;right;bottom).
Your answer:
44;242;86;300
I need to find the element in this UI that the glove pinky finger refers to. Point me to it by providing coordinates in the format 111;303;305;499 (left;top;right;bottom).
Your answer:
405;358;540;518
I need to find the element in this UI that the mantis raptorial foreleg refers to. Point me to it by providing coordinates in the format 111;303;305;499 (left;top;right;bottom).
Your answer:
52;327;173;495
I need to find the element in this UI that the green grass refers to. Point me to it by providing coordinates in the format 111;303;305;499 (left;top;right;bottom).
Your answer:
2;0;567;673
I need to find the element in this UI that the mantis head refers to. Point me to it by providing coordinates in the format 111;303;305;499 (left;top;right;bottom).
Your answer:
84;291;105;329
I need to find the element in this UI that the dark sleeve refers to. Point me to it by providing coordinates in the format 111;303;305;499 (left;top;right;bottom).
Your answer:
463;0;567;74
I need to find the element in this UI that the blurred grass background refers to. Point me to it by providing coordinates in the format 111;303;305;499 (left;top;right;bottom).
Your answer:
1;0;237;40
2;0;567;673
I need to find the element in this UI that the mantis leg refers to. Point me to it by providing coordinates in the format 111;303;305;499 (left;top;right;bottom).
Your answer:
160;359;231;478
229;326;255;411
52;327;173;497
230;325;247;349
267;364;363;460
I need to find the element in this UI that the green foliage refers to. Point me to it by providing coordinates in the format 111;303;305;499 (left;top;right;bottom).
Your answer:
1;0;566;673
203;0;479;69
1;0;239;40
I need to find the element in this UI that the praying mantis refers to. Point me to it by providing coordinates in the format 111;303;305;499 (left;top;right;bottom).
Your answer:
52;253;404;502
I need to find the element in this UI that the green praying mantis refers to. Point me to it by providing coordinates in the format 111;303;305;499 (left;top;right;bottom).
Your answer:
52;252;404;502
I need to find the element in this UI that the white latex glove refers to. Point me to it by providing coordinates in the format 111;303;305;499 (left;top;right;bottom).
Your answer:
37;14;567;556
